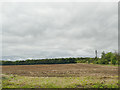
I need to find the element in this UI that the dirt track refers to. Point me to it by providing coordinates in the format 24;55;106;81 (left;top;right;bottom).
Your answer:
1;63;118;77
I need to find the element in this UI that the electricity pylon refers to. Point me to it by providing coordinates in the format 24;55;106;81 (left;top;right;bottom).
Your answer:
95;50;97;58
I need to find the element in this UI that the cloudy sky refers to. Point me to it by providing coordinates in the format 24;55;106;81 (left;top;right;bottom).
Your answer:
2;2;118;59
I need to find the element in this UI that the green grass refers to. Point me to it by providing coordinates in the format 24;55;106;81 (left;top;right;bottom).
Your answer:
2;74;118;88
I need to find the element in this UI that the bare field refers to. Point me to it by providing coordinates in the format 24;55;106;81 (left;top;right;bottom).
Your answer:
1;63;118;77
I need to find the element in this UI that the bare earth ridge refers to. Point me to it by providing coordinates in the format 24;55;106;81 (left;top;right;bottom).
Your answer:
2;63;118;77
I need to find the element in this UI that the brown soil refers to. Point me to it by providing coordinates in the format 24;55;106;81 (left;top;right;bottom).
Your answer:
1;63;118;77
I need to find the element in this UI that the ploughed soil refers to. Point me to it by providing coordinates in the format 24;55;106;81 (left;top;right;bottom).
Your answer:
1;63;118;77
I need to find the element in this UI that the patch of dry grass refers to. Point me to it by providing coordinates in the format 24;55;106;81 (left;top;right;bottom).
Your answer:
2;74;118;88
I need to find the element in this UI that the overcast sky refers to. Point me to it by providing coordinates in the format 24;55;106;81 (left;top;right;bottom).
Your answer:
2;2;118;58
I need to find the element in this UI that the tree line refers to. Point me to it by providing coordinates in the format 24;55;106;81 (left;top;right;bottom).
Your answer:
76;51;119;65
0;51;119;65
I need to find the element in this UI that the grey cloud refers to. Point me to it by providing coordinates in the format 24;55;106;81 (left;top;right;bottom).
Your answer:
2;2;118;58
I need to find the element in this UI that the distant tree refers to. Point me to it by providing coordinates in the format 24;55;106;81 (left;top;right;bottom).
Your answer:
101;51;106;59
111;53;117;65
